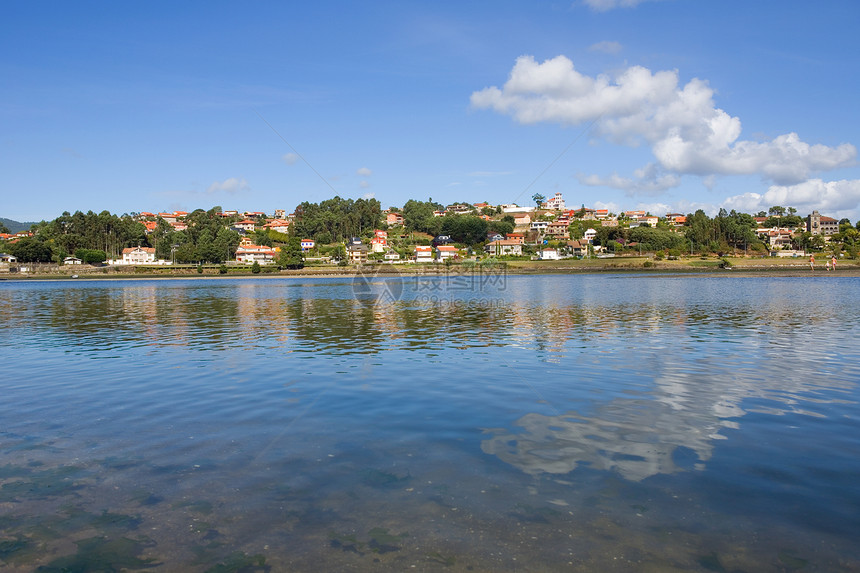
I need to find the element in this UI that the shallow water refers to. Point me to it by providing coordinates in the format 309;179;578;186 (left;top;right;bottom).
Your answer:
1;273;859;571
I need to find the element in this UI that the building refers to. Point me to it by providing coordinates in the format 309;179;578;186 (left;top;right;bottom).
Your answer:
513;214;532;226
807;211;839;236
121;247;156;265
761;229;795;249
506;233;525;244
234;219;257;232
235;244;277;265
414;245;433;262
435;245;458;261
63;256;82;265
542;192;566;211
539;248;560;260
370;236;387;253
347;244;369;264
545;222;570;238
300;239;315;252
384;249;401;262
386;212;405;226
567;240;587;256
264;219;291;234
485;240;523;256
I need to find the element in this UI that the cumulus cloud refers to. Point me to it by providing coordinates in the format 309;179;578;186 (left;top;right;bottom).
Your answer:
359;180;370;188
282;153;299;165
582;0;652;11
722;179;860;219
357;166;372;176
471;55;856;186
579;163;680;195
588;40;623;54
206;177;249;194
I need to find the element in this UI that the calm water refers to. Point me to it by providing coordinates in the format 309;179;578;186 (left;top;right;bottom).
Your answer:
1;273;859;571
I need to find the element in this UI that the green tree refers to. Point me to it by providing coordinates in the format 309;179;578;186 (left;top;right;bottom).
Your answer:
73;248;107;264
251;261;261;274
487;219;514;236
440;215;488;245
532;193;546;208
278;237;305;269
9;237;53;262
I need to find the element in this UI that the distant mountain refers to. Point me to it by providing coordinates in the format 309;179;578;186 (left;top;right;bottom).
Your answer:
1;218;37;234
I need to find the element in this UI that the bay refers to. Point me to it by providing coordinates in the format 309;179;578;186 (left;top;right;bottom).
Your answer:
1;273;858;571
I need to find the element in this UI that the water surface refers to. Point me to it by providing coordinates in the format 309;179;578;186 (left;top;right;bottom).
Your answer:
1;274;858;571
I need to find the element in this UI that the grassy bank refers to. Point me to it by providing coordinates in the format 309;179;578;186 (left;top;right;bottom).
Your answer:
3;255;859;281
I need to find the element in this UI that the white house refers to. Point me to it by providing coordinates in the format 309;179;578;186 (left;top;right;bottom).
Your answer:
121;247;156;265
584;228;598;244
435;245;458;261
542;192;566;211
539;248;560;260
414;245;433;263
485;240;523;256
384;249;401;262
300;239;315;252
234;219;257;232
235;244;277;265
370;236;387;253
63;256;82;265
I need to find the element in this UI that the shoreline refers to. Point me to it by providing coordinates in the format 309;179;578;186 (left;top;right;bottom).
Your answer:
3;261;859;281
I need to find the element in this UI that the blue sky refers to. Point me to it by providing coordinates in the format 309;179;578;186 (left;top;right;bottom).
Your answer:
3;0;860;222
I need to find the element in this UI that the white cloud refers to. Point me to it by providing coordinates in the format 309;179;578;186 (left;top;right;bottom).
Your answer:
471;55;856;186
588;40;623;54
722;179;860;219
362;192;375;199
582;0;652;12
359;180;370;188
282;153;299;165
579;163;680;195
357;166;372;176
592;198;718;217
206;177;249;194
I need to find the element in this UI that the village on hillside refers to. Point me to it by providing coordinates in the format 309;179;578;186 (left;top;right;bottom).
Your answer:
1;192;856;272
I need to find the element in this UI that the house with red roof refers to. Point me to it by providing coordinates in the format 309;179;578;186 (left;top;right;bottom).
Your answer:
435;245;458;261
235;243;277;265
121;247;156;265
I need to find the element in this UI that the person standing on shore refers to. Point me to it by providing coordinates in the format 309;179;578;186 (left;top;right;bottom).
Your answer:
832;255;837;271
809;254;815;271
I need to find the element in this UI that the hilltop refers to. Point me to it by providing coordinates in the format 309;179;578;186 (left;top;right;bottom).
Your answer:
0;218;37;234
